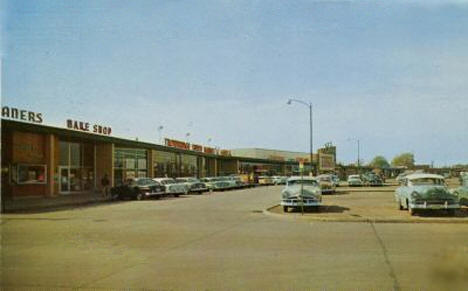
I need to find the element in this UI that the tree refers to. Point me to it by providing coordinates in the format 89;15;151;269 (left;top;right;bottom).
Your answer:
391;153;415;168
369;156;390;169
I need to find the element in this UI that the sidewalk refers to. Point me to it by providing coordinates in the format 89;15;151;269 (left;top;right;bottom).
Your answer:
3;192;111;213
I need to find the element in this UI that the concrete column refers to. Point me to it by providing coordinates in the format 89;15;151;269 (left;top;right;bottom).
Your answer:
148;150;154;178
46;134;55;197
214;158;218;177
96;142;114;190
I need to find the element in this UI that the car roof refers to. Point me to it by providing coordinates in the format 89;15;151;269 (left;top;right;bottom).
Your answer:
406;173;444;180
287;176;318;181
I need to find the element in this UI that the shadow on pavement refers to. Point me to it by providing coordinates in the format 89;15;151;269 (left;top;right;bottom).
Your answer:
415;208;468;218
288;205;350;213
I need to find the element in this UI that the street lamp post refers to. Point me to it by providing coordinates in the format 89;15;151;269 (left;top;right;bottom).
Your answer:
347;138;360;174
157;125;164;144
287;98;314;176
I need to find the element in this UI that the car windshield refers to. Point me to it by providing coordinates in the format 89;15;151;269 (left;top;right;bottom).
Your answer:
349;176;360;179
318;176;331;182
160;179;175;185
289;180;318;186
410;178;444;186
136;179;153;186
175;179;187;183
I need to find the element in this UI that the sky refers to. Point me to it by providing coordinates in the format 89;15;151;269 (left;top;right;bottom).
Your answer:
1;0;468;166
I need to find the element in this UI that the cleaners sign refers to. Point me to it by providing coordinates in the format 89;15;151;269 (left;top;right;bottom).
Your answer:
66;119;112;135
1;106;43;123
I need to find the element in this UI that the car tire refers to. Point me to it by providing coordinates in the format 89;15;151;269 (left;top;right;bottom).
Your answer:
136;192;144;201
174;194;179;198
283;206;288;212
396;199;403;210
447;209;456;216
408;203;415;216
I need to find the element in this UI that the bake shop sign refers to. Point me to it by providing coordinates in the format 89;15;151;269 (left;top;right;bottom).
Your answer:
66;119;112;135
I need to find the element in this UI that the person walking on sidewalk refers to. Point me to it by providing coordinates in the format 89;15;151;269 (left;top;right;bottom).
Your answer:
101;174;110;198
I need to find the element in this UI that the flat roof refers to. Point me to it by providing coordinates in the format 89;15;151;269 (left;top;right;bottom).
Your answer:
2;119;300;165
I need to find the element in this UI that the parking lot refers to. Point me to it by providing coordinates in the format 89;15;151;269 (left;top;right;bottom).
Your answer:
1;184;467;290
270;179;468;223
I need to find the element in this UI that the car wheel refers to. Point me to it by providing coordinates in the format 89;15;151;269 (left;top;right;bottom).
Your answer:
396;199;403;210
136;192;144;201
447;209;456;216
198;191;203;195
174;194;179;198
283;206;288;212
408;203;415;216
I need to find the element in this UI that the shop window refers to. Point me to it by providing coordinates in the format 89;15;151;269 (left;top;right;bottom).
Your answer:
13;164;47;184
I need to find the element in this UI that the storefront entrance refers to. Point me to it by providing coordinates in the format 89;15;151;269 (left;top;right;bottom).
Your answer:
59;166;83;194
58;141;95;194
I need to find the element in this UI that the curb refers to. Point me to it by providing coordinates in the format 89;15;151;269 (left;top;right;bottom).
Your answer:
263;204;468;224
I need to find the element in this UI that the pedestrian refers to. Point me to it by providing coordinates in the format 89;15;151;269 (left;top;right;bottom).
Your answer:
101;173;110;198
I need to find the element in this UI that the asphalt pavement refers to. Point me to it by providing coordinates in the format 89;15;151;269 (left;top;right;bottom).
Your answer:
1;186;467;290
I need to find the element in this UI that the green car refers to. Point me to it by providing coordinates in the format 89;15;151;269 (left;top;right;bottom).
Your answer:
395;173;459;216
452;175;468;206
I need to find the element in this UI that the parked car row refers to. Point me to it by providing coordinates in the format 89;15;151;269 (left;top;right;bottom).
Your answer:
282;173;465;216
346;173;383;187
111;175;260;200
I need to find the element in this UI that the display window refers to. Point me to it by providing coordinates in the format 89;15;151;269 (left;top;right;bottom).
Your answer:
114;148;148;185
12;164;47;184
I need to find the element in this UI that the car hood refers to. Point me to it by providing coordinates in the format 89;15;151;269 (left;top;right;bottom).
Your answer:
412;185;454;198
282;185;321;199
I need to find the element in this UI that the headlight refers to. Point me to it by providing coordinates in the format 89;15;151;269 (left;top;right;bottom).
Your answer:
410;192;420;199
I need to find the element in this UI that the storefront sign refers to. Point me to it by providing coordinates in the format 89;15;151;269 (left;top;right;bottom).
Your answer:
268;155;285;161
2;106;43;123
204;146;215;154
319;153;335;170
66;119;112;135
165;138;190;150
192;144;203;152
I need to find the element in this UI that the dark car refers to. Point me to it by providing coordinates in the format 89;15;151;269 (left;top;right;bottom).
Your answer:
362;173;384;186
111;178;165;200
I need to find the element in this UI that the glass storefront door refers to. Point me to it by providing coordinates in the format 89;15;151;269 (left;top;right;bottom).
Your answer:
59;166;83;194
60;167;69;193
58;141;95;194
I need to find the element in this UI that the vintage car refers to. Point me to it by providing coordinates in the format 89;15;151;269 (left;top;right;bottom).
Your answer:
281;176;322;212
272;176;287;185
175;177;208;194
317;174;336;194
200;177;232;191
258;176;274;185
153;178;188;197
330;174;340;187
218;176;241;189
110;178;165;200
227;175;250;188
347;175;363;187
362;173;383;186
395;173;460;215
452;175;468;206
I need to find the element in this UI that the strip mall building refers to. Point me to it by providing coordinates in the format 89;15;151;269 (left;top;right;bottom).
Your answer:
1;115;335;200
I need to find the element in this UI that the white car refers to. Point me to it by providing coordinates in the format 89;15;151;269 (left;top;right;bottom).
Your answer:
153;178;188;197
317;174;336;194
175;177;208;194
347;175;362;187
281;176;322;212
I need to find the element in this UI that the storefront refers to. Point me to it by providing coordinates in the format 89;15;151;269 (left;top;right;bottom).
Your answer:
114;147;148;185
153;150;179;178
1;118;302;208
